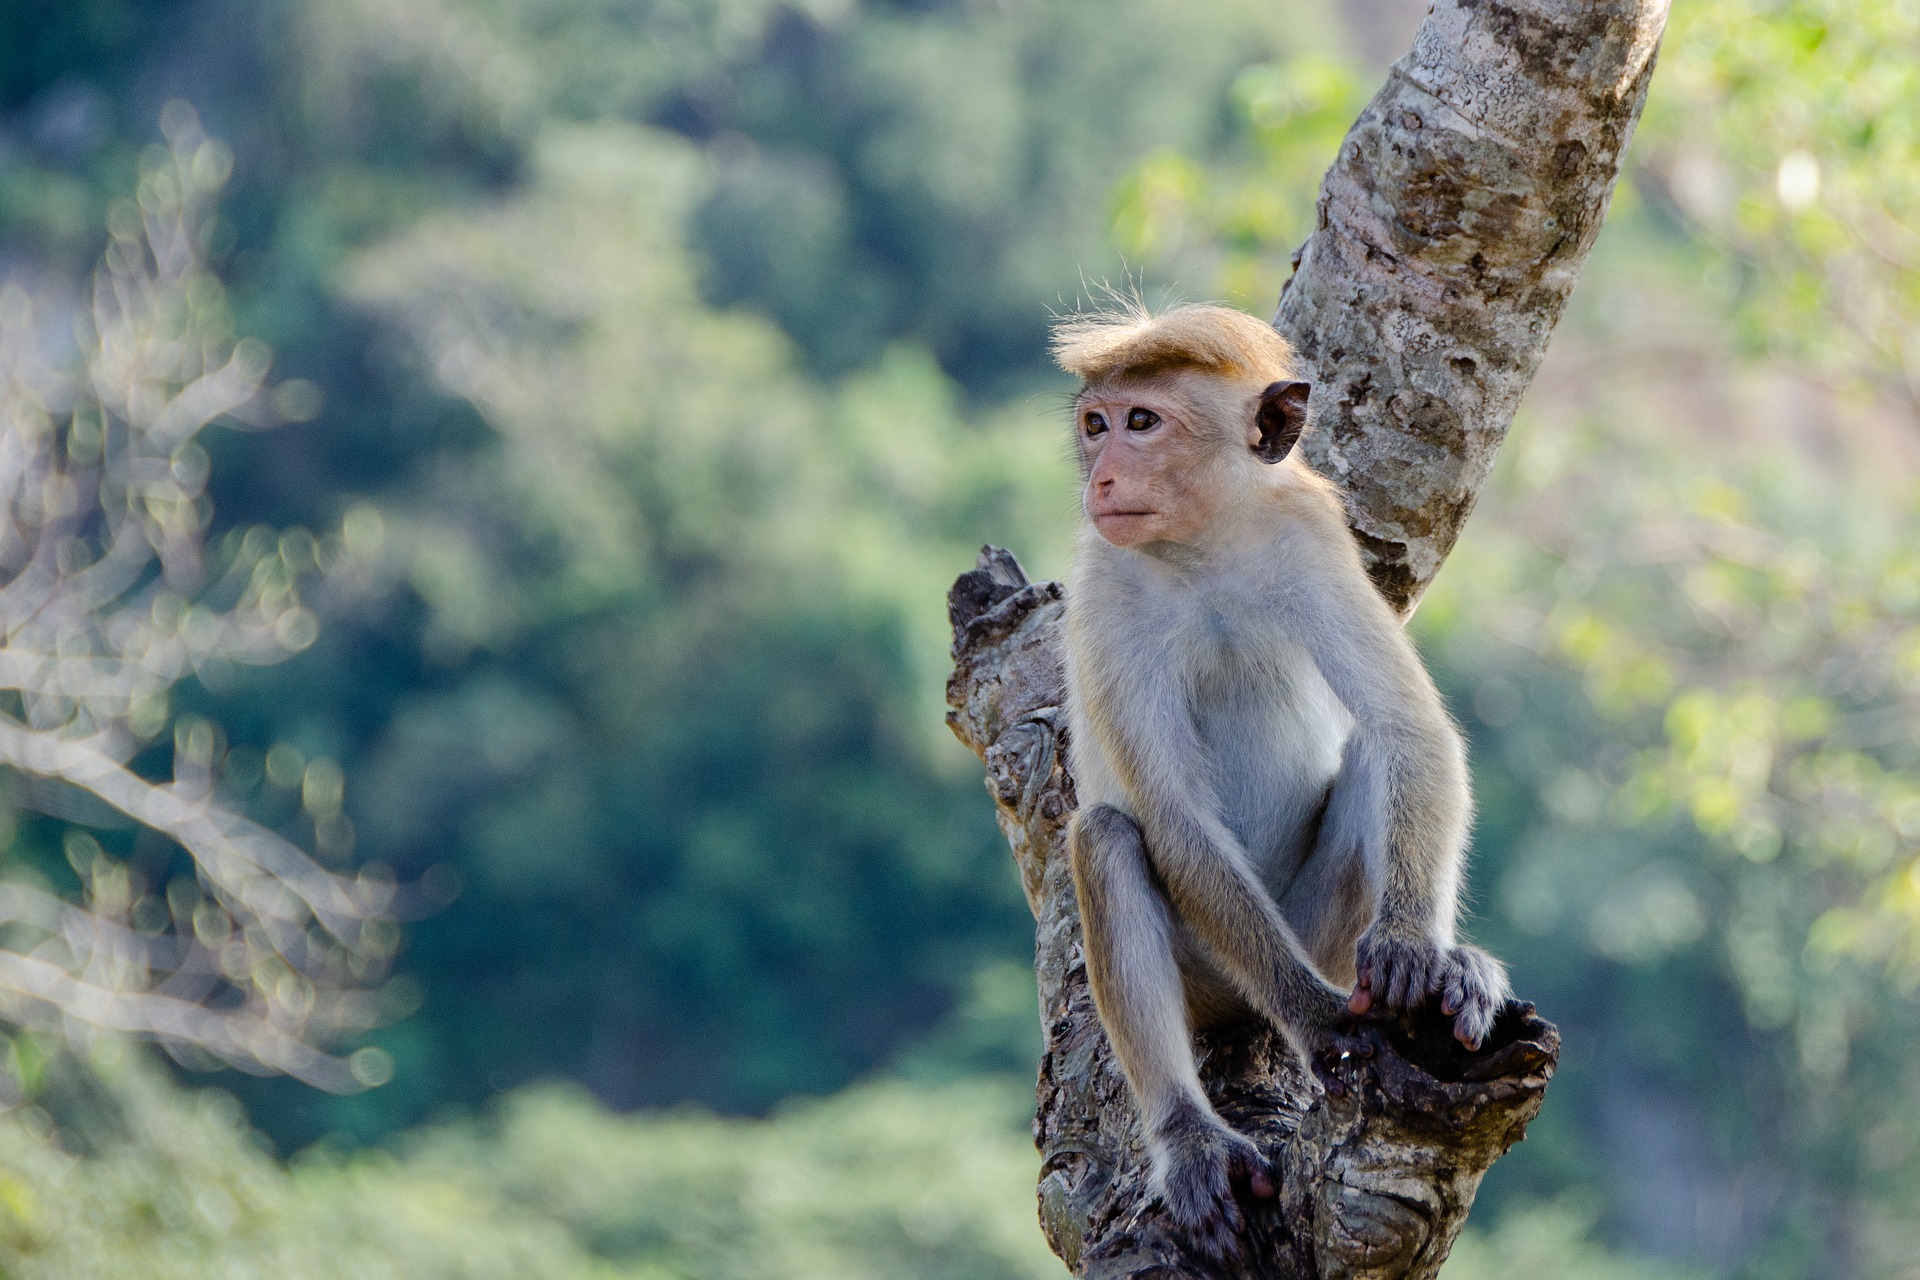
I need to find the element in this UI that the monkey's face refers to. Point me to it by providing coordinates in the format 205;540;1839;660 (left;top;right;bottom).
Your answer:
1075;378;1242;548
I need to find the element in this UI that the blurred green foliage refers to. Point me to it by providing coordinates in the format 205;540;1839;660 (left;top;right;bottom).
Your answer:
0;1047;1059;1279
1417;385;1920;1278
0;0;1327;1146
0;1045;1695;1280
1639;0;1920;398
3;0;1920;1276
1108;52;1369;311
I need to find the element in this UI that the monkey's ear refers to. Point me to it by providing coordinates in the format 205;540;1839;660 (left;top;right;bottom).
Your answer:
1252;380;1310;463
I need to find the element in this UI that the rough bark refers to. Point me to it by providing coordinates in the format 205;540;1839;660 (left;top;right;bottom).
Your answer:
944;2;1669;1276
1279;0;1670;615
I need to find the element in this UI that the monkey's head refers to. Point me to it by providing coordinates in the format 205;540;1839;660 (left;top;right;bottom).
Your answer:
1051;303;1311;549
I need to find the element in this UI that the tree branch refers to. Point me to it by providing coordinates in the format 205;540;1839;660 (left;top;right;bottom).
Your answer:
945;1;1669;1274
0;107;402;1092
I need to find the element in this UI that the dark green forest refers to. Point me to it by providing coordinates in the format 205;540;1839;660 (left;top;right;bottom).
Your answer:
4;0;1920;1276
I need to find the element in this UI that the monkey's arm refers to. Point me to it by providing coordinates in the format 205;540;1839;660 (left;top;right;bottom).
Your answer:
1286;557;1509;1045
1291;567;1468;923
1077;656;1352;1047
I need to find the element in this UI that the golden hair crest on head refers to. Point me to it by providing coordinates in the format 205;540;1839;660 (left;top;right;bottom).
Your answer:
1050;301;1299;387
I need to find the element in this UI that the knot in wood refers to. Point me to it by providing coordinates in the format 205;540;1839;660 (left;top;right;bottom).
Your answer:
984;708;1063;821
1316;1181;1434;1277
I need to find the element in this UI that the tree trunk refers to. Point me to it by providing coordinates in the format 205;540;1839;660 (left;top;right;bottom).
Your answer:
1280;0;1672;617
944;2;1669;1276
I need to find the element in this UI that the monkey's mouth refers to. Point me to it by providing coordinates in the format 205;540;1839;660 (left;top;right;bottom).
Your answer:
1093;509;1158;520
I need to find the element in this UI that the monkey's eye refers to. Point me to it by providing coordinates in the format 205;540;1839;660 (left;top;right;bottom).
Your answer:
1083;412;1108;437
1127;407;1160;432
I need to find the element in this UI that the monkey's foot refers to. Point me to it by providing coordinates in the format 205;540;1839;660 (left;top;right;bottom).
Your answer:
1149;1110;1275;1261
1307;1023;1376;1099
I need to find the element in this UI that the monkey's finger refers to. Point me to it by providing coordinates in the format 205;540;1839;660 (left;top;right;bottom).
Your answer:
1312;1056;1349;1098
1387;955;1423;1011
1383;967;1404;1011
1312;1033;1371;1099
1452;993;1496;1051
1326;1029;1374;1060
1417;952;1443;1003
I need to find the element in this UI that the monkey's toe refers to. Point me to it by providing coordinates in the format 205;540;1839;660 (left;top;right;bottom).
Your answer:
1160;1164;1243;1259
1309;1024;1375;1098
1444;975;1496;1048
1452;1003;1495;1050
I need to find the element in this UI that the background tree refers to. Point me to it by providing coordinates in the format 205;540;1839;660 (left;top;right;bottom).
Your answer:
0;104;402;1095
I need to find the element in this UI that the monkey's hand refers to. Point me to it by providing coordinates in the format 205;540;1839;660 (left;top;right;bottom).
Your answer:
1349;925;1444;1019
1349;927;1510;1050
1149;1107;1276;1261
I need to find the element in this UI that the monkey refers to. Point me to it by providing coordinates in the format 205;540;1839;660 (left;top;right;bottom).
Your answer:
1054;302;1509;1258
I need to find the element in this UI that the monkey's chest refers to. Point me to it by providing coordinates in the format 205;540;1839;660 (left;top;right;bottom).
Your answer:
1189;635;1351;867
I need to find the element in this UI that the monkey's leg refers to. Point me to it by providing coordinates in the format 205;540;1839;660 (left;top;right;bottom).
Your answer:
1076;679;1354;1070
1142;807;1353;1052
1277;833;1372;991
1070;804;1273;1260
1070;804;1209;1130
